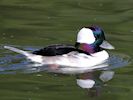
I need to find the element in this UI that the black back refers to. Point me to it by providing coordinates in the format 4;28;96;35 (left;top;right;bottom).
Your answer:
32;44;90;56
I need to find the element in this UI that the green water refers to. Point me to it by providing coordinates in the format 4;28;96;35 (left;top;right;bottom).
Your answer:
0;0;133;100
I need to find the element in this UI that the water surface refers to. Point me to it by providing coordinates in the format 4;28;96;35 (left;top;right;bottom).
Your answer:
0;0;133;100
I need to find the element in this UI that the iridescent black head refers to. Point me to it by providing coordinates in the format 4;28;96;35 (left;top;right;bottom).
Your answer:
86;26;106;46
75;26;115;53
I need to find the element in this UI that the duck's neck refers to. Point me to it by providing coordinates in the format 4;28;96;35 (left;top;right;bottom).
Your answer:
75;43;101;54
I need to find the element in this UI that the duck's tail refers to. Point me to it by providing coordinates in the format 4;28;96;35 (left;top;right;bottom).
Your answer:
4;46;43;63
4;46;31;56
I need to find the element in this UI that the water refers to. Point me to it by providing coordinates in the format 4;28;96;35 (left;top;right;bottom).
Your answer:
0;0;133;100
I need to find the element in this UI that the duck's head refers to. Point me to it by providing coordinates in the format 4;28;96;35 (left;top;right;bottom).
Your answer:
75;26;114;53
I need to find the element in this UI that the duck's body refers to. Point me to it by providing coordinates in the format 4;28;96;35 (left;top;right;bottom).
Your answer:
4;44;109;74
44;49;109;74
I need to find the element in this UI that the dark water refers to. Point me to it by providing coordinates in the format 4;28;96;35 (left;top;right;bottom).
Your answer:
0;0;133;100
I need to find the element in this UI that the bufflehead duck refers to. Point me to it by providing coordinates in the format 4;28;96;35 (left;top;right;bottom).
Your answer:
4;26;114;93
4;26;115;91
4;26;114;71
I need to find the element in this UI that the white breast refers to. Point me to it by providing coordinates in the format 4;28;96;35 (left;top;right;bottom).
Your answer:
34;50;109;74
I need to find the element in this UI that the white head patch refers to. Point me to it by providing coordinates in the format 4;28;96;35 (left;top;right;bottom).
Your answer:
76;28;95;44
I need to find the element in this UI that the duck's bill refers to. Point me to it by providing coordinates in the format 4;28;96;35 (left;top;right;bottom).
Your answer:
100;41;115;50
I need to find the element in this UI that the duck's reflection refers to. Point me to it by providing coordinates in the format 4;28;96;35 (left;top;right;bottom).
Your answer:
76;71;114;97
